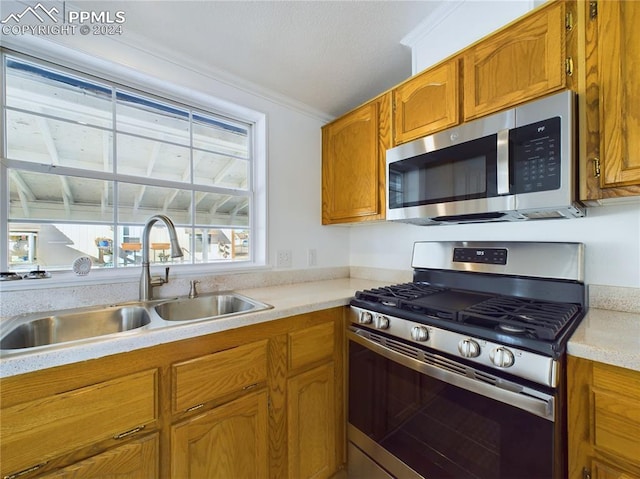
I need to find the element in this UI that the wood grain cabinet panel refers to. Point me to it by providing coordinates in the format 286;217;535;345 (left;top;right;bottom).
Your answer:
172;339;268;413
595;0;640;189
568;356;640;479
171;391;269;479
591;460;638;479
287;362;337;479
393;58;461;144
288;321;335;371
37;433;158;479
463;1;566;120
0;369;157;479
322;93;391;224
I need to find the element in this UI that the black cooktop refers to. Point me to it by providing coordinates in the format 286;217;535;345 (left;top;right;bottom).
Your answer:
352;281;586;357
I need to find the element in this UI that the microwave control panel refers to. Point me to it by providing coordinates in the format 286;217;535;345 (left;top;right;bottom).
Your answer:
512;117;561;193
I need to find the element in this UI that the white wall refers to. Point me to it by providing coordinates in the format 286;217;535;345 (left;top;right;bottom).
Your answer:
350;203;640;288
350;1;640;289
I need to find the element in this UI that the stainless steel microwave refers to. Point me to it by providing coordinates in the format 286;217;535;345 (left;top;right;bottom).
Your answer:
386;90;585;225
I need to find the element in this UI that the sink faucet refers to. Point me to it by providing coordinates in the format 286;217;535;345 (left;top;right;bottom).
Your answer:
140;215;184;301
188;280;200;299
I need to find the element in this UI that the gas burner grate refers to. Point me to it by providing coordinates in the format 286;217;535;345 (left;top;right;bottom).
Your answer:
460;297;581;340
355;282;444;307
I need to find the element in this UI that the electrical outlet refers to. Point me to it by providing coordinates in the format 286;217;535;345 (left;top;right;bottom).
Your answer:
308;248;317;267
277;249;292;268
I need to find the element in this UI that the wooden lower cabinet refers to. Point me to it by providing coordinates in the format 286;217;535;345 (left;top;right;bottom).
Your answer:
591;460;639;479
38;434;158;479
288;362;337;479
0;308;344;479
171;391;269;479
0;369;158;479
568;356;640;479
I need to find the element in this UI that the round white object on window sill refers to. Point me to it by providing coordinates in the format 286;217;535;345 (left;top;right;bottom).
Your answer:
72;256;92;276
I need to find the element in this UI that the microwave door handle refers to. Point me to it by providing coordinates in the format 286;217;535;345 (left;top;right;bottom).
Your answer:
497;129;510;195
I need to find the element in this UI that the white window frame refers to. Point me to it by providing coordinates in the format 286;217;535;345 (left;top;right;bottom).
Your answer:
0;45;268;288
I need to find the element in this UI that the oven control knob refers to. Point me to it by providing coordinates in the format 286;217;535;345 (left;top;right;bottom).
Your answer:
359;311;373;325
374;315;389;330
490;347;515;368
458;339;480;358
411;326;429;342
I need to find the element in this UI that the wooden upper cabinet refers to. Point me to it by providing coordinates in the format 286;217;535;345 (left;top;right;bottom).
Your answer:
322;93;391;224
463;1;566;120
393;58;461;145
594;0;640;190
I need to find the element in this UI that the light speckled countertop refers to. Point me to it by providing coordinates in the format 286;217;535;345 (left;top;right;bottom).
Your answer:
0;278;386;378
567;308;640;371
1;278;638;378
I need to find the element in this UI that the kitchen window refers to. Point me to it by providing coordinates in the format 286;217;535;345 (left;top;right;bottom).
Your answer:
1;51;266;275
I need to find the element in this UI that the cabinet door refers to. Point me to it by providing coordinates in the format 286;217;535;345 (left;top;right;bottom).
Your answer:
38;434;158;479
596;0;640;188
592;459;638;479
322;94;391;224
463;1;565;120
568;357;640;479
288;362;336;479
171;391;268;479
393;59;460;145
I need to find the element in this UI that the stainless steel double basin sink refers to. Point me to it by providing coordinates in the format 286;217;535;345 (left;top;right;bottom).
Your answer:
0;293;272;352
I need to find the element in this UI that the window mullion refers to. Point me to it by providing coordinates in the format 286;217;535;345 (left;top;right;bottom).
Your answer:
111;85;119;269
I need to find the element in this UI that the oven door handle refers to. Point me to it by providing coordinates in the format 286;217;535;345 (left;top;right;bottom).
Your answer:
348;329;555;421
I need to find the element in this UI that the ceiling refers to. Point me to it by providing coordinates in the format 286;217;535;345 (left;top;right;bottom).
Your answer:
104;1;442;119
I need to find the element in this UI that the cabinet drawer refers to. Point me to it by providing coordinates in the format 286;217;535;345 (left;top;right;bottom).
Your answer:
288;321;335;371
0;369;157;479
172;339;268;413
38;433;158;479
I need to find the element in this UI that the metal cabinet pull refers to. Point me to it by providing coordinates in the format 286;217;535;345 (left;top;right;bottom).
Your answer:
4;462;47;479
592;158;601;178
242;383;258;391
565;57;574;76
113;425;145;440
186;403;204;413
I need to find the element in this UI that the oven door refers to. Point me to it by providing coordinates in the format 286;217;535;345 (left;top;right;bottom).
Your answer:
347;327;564;479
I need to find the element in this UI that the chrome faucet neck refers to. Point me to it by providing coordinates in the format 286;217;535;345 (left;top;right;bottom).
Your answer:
139;215;183;301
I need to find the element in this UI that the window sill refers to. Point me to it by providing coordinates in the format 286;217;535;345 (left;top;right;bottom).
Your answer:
0;262;271;293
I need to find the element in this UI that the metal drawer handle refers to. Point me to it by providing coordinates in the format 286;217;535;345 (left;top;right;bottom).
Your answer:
185;403;204;413
113;425;146;440
4;462;47;479
242;383;258;391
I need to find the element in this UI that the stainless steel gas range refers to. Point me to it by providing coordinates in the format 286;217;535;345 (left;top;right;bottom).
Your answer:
347;241;586;479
